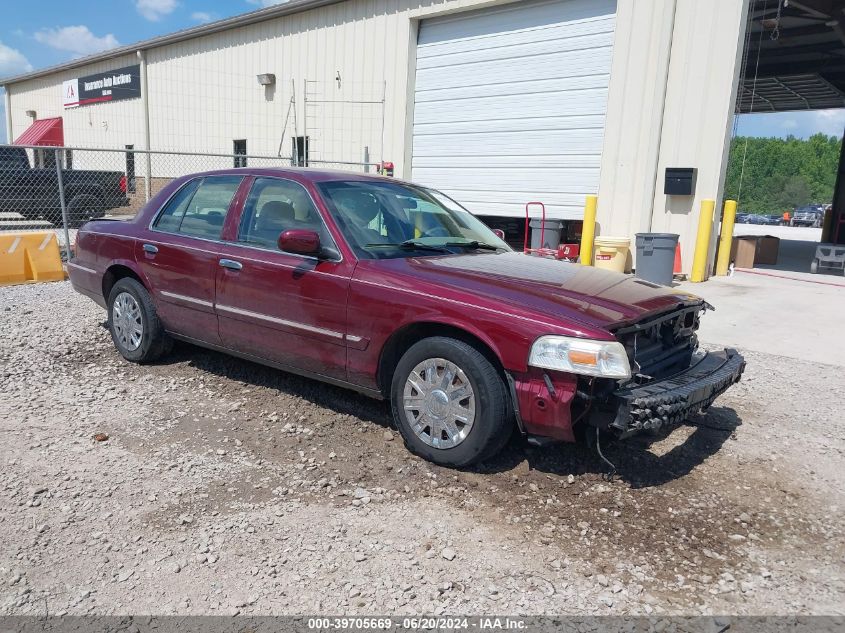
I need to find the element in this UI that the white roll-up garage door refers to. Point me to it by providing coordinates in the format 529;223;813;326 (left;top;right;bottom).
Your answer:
412;0;616;219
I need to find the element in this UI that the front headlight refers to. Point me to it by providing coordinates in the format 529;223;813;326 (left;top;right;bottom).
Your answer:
529;335;631;379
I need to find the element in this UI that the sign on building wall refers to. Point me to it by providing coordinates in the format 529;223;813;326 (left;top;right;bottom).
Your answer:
63;64;141;108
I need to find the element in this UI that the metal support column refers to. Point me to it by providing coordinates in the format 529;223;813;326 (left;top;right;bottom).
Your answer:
54;149;72;262
138;50;152;202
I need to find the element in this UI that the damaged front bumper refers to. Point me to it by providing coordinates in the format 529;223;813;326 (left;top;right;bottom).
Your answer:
608;348;746;437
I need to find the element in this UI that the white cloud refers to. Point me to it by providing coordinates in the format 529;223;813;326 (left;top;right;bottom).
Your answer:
812;109;845;137
34;26;120;57
0;40;33;77
247;0;290;7
191;11;216;23
136;0;178;21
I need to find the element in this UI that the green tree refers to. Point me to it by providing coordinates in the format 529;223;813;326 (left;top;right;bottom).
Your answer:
777;175;812;208
724;133;841;214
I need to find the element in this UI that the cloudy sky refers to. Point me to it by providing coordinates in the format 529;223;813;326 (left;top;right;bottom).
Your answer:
1;1;844;143
735;109;845;139
0;0;290;141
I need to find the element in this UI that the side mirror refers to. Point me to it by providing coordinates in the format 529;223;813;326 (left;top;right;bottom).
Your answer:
278;229;321;256
492;229;506;240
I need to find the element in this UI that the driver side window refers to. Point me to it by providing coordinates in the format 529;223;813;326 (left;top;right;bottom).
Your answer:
237;177;331;252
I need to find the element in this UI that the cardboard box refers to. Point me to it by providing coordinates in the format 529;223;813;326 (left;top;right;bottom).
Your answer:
756;235;780;265
729;235;780;268
731;236;757;268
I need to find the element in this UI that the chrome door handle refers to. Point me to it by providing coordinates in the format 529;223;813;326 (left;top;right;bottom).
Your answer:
142;243;158;254
219;259;243;271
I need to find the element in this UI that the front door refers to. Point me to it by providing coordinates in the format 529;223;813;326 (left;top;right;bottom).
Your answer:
135;175;244;345
215;176;352;380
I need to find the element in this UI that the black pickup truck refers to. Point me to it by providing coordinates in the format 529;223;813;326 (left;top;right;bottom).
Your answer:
0;146;129;226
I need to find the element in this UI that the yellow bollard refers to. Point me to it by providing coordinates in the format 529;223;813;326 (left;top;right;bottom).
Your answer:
715;199;737;276
580;195;597;266
690;199;716;283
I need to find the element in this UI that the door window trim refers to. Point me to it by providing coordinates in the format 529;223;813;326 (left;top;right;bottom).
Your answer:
148;175;244;242
146;174;343;264
232;175;343;263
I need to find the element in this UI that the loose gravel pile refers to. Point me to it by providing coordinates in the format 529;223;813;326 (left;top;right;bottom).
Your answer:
1;281;843;616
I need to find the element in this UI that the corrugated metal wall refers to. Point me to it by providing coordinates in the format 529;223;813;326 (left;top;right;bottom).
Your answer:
412;0;616;219
7;0;528;175
596;0;749;275
8;52;144;172
6;0;749;273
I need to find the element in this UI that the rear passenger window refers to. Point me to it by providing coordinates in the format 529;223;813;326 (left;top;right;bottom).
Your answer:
154;179;200;233
154;176;242;240
237;177;330;250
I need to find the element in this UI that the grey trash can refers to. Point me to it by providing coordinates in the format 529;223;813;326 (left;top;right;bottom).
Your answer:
635;233;679;286
530;219;563;250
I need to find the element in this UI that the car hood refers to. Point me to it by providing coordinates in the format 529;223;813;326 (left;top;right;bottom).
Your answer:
356;252;704;334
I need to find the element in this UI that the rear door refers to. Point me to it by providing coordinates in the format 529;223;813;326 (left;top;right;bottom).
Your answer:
215;176;353;380
135;175;245;344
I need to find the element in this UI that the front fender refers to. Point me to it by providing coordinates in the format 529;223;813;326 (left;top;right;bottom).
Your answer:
398;312;506;366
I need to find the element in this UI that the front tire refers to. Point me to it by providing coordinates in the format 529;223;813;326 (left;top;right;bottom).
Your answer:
390;336;512;467
107;277;172;363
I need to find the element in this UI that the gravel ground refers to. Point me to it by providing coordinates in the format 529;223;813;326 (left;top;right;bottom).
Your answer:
1;281;843;616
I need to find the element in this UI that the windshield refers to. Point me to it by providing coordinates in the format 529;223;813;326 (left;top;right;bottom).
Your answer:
316;180;510;259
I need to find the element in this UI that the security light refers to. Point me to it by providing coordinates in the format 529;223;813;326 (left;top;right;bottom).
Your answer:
256;73;276;86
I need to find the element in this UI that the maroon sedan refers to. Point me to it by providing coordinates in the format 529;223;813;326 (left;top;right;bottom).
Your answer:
67;168;744;467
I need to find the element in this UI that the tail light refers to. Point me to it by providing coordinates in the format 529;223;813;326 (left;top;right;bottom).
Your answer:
119;175;127;193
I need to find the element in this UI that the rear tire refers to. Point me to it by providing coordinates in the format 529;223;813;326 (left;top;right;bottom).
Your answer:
107;277;172;363
390;336;512;467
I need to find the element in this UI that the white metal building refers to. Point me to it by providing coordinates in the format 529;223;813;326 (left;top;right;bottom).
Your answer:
0;0;758;272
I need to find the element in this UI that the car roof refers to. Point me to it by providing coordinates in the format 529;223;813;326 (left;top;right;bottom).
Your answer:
180;166;415;186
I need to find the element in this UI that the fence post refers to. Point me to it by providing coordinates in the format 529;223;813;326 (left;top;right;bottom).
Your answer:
54;148;72;262
139;49;152;202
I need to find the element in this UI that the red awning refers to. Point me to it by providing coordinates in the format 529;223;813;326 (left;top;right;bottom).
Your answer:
14;117;64;146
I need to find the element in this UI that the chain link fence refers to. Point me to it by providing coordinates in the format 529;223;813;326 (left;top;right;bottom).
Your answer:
0;143;378;260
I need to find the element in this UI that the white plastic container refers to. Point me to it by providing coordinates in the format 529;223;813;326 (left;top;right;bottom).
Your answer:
593;236;631;273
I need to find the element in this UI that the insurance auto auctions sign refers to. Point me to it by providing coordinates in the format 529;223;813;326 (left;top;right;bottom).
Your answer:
62;64;141;108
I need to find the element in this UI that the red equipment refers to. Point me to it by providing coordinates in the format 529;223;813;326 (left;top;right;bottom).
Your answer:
523;201;577;261
558;243;580;259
